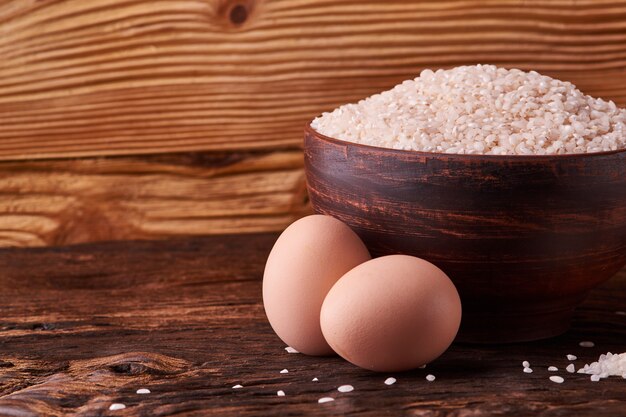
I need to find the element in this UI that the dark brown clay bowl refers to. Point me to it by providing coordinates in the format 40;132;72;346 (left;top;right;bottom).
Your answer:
304;123;626;343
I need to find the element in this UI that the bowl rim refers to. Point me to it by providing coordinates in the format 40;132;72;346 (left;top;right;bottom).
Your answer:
304;121;626;161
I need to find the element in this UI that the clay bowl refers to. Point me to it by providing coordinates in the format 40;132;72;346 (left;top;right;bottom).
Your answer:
304;123;626;343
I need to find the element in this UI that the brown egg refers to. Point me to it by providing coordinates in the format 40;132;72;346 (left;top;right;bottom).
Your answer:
263;215;371;356
320;255;461;371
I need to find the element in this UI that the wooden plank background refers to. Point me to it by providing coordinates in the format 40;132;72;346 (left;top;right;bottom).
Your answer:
1;0;625;247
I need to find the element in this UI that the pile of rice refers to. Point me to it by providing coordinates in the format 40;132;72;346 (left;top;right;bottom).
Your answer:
577;352;626;379
311;65;626;155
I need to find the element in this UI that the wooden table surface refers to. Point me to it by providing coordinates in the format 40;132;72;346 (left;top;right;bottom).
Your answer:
0;234;624;416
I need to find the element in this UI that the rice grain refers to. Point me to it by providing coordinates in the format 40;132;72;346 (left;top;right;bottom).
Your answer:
312;65;626;155
549;376;565;384
384;377;396;385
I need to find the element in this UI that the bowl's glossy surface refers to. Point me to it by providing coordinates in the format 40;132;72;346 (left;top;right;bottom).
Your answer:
304;123;626;343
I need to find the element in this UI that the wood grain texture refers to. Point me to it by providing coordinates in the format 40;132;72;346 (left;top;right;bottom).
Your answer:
0;234;624;416
0;149;309;247
1;0;626;160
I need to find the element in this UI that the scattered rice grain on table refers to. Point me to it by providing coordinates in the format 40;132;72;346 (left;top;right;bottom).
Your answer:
311;65;626;155
337;385;354;393
384;377;396;385
549;376;565;384
426;374;436;382
109;403;126;411
136;388;150;394
318;397;334;404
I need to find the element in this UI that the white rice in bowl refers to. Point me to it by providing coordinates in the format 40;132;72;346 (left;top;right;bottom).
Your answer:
311;65;626;155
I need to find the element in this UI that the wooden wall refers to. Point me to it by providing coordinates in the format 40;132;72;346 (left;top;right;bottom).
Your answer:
1;0;625;247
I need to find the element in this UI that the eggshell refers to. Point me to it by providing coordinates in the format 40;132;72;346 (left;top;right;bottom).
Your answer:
263;215;371;355
320;255;461;371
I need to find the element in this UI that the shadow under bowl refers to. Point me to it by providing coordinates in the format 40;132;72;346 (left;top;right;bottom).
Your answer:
304;123;626;343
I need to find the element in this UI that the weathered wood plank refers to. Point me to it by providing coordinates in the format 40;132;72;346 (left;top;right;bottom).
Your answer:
0;150;309;247
0;234;623;416
1;0;626;160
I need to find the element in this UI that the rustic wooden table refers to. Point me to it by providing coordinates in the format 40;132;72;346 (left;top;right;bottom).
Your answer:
0;234;624;416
